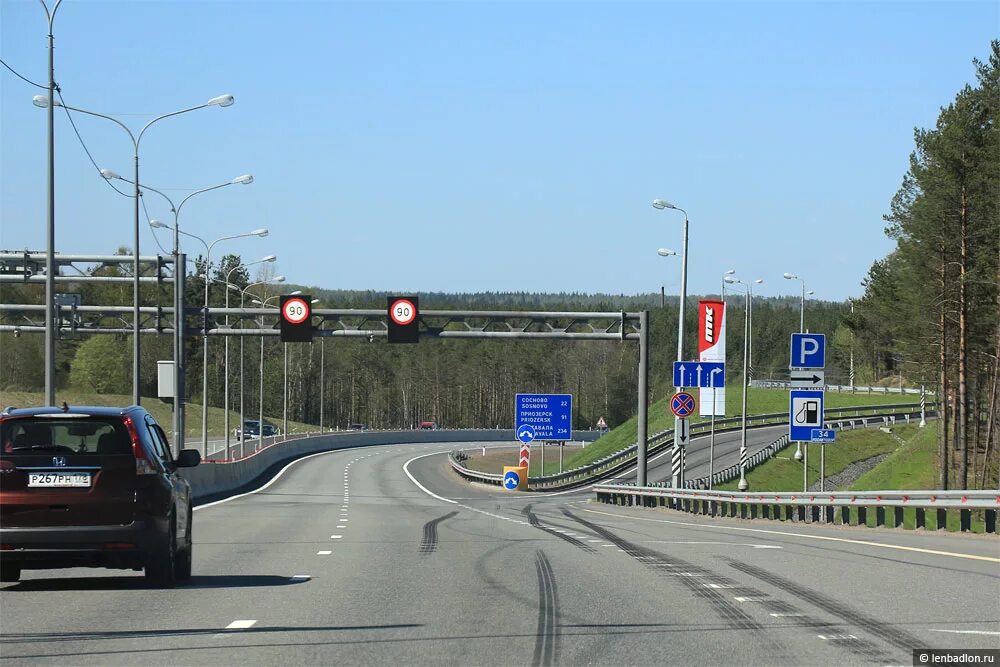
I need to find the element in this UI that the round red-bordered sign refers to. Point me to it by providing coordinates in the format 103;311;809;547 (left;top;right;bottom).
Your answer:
389;298;416;326
282;297;310;325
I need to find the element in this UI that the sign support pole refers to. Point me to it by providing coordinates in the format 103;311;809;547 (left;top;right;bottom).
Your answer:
708;394;716;489
803;443;808;493
540;441;545;476
820;444;825;493
637;310;649;487
559;442;564;474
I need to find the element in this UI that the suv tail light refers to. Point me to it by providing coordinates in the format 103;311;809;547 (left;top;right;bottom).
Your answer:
124;416;157;476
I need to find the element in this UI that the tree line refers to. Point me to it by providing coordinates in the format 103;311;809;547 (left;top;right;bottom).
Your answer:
853;42;999;490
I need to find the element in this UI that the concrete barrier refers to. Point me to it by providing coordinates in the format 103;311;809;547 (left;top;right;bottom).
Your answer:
182;429;522;502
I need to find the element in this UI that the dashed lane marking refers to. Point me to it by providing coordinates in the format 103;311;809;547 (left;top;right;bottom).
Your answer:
290;575;311;581
330;535;343;539
317;550;332;555
580;508;1000;563
929;629;1000;636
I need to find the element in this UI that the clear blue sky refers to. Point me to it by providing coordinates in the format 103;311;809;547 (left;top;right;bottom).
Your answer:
2;1;996;301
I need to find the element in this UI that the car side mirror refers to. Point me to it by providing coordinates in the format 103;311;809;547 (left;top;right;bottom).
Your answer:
175;449;201;468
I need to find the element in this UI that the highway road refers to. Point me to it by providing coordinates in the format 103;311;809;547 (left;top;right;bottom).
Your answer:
2;440;998;665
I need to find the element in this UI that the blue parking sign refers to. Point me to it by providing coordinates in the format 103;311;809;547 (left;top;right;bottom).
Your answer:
790;333;826;369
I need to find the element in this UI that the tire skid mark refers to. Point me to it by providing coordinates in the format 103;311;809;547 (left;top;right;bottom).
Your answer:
561;509;763;633
522;505;594;553
726;559;918;660
419;511;458;555
532;550;560;667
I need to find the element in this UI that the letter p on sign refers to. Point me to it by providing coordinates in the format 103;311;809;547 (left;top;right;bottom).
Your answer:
790;333;825;369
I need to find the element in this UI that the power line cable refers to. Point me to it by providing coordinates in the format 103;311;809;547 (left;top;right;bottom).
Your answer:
0;57;46;89
55;89;132;198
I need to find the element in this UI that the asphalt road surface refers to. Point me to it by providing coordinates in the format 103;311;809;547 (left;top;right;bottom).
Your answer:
2;440;997;666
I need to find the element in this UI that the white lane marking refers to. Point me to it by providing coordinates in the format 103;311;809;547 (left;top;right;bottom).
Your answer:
703;583;734;589
646;541;783;549
330;535;342;539
580;508;1000;563
929;629;1000;636
317;550;332;555
336;525;346;528
341;519;349;522
225;620;257;630
734;596;766;602
770;613;804;617
290;575;311;581
403;451;458;504
588;539;601;543
196;449;348;511
817;634;858;641
602;544;615;547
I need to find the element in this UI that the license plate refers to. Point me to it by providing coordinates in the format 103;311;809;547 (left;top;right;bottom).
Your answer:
28;472;91;487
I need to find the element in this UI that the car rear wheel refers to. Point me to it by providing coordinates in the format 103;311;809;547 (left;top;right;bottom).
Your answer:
0;562;21;583
175;508;193;581
145;516;177;588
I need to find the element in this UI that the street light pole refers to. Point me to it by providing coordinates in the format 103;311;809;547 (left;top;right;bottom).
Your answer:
725;276;750;491
258;291;300;442
748;278;763;386
107;172;253;454
40;0;63;407
783;272;806;332
653;199;689;488
37;93;236;405
238;277;284;457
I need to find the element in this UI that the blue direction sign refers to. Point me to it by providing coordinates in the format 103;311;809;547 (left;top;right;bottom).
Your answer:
790;389;825;441
810;428;836;443
516;424;536;443
503;470;521;490
790;333;826;369
673;361;725;388
515;393;573;441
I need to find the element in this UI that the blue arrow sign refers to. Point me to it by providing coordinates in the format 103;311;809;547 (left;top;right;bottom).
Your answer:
810;429;836;443
516;424;536;443
515;394;572;441
673;361;725;388
790;333;826;369
503;470;521;490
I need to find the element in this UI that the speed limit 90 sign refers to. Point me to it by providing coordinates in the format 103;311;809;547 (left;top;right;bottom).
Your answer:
387;295;419;343
280;294;313;342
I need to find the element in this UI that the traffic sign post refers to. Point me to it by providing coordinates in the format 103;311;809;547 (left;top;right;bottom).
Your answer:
673;361;725;388
387;296;419;343
515;394;572;441
789;333;826;369
279;295;313;342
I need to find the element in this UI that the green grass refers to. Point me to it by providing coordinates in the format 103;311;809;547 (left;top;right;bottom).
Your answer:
850;425;938;491
0;389;319;441
716;425;906;492
560;386;912;473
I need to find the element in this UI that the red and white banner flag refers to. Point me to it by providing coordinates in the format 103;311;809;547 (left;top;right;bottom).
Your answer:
698;300;727;416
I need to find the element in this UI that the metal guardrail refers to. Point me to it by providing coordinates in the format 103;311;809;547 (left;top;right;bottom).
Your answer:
593;484;999;534
750;380;930;395
449;403;935;490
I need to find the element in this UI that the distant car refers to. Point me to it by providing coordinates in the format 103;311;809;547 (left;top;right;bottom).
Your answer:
234;419;279;440
347;424;367;431
419;421;437;430
0;404;201;587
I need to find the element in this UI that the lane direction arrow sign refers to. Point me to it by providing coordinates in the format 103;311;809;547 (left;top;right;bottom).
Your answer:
790;370;825;388
673;361;725;388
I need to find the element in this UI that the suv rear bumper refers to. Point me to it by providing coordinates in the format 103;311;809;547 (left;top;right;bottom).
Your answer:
0;520;165;570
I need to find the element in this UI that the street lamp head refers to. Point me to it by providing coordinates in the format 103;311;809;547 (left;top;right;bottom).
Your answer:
656;248;676;257
290;290;302;296
260;254;277;263
724;276;739;284
725;269;736;275
250;228;268;237
149;219;168;229
783;272;798;280
252;299;263;306
207;94;235;107
231;174;253;185
754;278;764;284
32;95;62;108
311;299;320;304
651;199;675;210
272;275;286;282
100;168;122;180
227;284;240;291
807;290;815;295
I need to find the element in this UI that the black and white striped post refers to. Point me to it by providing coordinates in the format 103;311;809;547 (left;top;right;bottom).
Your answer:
919;386;926;428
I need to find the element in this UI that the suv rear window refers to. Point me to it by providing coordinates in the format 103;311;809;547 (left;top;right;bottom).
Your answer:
1;418;132;456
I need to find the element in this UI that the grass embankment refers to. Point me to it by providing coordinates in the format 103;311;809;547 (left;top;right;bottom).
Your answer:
0;389;319;441
462;386;910;477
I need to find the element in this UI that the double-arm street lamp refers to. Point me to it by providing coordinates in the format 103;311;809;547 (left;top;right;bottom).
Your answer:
170;227;269;454
653;198;689;488
101;170;253;453
34;93;236;406
783;272;807;332
724;276;751;491
237;277;285;457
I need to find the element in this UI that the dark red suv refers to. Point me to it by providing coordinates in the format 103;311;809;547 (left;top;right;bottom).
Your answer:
0;405;200;587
